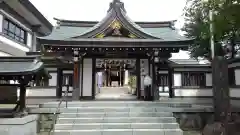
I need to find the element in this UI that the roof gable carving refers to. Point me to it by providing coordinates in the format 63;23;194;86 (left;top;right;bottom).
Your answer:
71;0;161;39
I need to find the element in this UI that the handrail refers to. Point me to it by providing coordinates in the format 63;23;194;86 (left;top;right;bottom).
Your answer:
49;85;69;135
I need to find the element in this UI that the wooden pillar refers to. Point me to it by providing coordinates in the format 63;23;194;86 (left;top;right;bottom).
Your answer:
119;66;122;87
72;60;80;100
136;58;141;99
168;67;174;98
92;58;96;99
19;83;26;111
106;69;108;87
152;60;157;100
56;68;63;98
80;58;84;98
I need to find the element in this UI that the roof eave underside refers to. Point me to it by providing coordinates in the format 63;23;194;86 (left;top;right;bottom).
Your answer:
73;8;160;39
40;38;192;48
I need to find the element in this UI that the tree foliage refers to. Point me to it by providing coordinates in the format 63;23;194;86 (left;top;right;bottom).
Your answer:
182;0;240;60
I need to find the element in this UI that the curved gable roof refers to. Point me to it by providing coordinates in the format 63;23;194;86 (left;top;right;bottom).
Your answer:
71;0;160;39
40;0;191;42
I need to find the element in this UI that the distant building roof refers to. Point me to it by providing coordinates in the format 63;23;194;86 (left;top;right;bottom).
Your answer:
0;57;50;78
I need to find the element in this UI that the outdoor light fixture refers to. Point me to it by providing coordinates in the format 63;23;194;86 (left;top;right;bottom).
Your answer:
154;51;159;56
154;57;159;63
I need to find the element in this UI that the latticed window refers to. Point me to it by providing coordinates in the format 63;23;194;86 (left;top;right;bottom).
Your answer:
3;19;27;44
182;72;205;87
157;74;168;86
63;74;73;86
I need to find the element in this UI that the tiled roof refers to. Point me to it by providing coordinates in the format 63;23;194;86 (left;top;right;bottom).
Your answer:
0;57;50;77
41;26;189;41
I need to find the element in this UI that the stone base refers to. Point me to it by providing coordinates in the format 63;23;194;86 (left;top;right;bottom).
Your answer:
0;115;38;135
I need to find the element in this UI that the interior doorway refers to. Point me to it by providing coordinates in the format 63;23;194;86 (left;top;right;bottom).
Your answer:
94;58;137;100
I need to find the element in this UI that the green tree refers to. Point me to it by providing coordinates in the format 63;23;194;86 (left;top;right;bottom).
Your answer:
182;0;240;60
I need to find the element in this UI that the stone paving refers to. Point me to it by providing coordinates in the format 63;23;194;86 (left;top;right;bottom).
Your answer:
95;87;136;100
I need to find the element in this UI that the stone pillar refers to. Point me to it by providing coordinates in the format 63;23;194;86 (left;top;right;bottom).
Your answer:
124;70;129;85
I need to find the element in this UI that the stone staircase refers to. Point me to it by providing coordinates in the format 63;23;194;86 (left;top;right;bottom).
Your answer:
42;101;184;135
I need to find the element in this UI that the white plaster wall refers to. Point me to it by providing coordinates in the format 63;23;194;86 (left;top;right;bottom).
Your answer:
0;115;37;135
174;89;212;97
0;35;29;55
18;88;56;97
82;58;92;97
174;68;211;72
0;14;3;33
159;93;169;97
63;70;73;74
234;69;240;85
159;86;169;92
206;73;212;86
27;33;32;48
174;73;181;86
230;88;240;98
49;73;57;86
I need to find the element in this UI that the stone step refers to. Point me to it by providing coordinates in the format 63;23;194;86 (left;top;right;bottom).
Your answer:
53;129;183;135
40;101;191;108
57;117;176;124
49;107;191;113
58;112;173;118
55;123;179;130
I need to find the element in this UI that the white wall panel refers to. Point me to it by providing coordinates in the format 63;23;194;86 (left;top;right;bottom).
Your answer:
0;14;3;33
173;73;181;86
49;73;57;86
82;59;92;97
174;89;212;97
230;88;240;98
27;33;32;48
235;69;240;85
206;73;212;86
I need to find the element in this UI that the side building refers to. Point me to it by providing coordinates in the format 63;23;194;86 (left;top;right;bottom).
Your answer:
0;0;52;56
